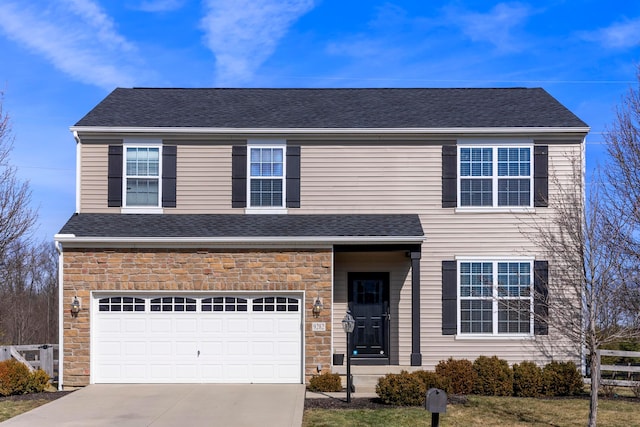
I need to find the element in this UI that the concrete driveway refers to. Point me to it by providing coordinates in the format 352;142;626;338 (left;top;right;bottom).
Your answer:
0;384;306;427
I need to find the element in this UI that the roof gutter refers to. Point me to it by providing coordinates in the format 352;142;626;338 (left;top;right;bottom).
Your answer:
70;126;591;136
53;233;425;248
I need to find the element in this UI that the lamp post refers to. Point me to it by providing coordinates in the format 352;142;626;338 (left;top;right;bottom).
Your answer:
341;310;355;403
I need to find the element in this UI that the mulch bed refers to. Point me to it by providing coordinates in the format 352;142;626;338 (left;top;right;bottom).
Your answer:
0;391;74;402
305;395;468;410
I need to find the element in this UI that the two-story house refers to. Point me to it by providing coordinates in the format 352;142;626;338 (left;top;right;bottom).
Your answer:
55;88;588;388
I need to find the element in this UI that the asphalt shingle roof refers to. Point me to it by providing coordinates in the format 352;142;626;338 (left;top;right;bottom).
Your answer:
74;88;588;129
58;213;424;239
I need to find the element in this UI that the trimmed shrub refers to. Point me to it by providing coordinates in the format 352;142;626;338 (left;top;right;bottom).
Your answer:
412;370;450;392
376;370;425;406
435;358;476;395
513;361;543;397
0;360;51;396
26;369;51;394
307;372;342;392
0;359;32;396
542;361;584;396
473;356;513;396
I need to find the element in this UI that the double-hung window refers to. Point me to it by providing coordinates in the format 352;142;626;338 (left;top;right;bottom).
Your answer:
248;146;285;208
458;259;533;335
125;145;161;207
459;145;532;208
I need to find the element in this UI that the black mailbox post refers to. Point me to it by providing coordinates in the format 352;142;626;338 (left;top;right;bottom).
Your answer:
425;388;447;427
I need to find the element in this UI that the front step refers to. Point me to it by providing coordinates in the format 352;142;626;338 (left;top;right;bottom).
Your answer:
332;365;423;394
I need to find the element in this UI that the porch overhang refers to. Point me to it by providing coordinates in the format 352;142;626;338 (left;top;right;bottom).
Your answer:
335;243;423;367
55;213;424;249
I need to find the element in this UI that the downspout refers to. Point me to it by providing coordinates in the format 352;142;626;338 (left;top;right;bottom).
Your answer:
55;240;64;390
73;131;81;214
581;135;587;376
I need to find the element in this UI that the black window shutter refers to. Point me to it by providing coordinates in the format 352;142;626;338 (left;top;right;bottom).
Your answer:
162;145;177;208
232;145;247;208
442;260;457;335
442;145;457;208
107;145;123;207
534;260;549;335
286;145;301;208
534;145;548;207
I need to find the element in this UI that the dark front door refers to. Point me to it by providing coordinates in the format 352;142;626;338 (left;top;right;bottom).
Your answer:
348;272;390;363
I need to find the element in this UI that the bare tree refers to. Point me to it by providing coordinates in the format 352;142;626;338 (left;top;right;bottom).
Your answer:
0;92;36;259
0;92;45;344
606;69;640;313
0;241;58;345
531;156;640;427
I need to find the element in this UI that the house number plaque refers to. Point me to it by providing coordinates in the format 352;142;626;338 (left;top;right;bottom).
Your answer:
312;322;326;332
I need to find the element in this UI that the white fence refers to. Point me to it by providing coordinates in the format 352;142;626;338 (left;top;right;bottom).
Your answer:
595;349;640;388
0;344;59;380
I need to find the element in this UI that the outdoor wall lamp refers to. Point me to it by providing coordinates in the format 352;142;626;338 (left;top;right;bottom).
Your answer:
312;297;324;318
71;296;81;317
341;310;356;403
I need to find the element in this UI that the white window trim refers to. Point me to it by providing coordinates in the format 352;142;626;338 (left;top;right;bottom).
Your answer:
245;142;287;213
456;141;534;212
122;140;163;213
455;257;535;338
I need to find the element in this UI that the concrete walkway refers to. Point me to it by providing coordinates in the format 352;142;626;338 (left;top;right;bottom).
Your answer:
1;384;306;427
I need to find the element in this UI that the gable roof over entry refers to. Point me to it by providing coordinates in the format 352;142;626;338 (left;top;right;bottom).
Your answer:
73;88;589;130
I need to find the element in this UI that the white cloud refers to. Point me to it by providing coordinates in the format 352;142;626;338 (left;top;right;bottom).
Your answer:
201;0;315;86
443;2;535;53
0;1;139;90
579;18;640;49
133;0;185;13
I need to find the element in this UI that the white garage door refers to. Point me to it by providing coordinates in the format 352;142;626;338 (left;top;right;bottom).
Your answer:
92;294;302;384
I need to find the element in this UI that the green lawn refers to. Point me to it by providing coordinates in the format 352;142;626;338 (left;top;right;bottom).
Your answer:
0;399;51;422
303;396;640;427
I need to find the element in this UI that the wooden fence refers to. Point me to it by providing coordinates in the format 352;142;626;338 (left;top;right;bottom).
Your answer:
595;349;640;388
0;344;58;380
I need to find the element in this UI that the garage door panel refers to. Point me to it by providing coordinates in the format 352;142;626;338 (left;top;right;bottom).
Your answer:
150;341;172;357
122;318;146;333
123;341;146;357
150;318;172;333
252;318;275;333
277;318;301;332
175;341;198;357
227;318;249;333
175;318;197;333
95;340;121;356
97;318;122;334
94;294;302;384
200;318;223;333
199;340;223;354
227;340;249;356
252;341;275;356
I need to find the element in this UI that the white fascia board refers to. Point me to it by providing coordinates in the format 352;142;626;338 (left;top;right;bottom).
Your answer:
53;234;425;248
69;126;591;136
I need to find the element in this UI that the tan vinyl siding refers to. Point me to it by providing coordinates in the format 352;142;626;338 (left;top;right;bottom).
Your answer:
78;136;583;367
323;141;582;368
79;142;237;213
172;145;235;214
79;143;119;213
298;144;441;213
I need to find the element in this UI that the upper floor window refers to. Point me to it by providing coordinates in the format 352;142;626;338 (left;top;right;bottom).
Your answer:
248;146;285;208
125;145;161;207
458;259;533;335
458;146;533;208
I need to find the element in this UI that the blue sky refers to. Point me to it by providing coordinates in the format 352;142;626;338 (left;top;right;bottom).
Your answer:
0;0;639;241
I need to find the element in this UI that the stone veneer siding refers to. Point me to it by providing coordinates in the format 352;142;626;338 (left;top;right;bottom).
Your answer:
62;247;332;387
